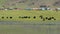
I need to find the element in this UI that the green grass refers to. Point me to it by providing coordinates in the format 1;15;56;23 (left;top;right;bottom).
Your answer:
0;10;60;34
0;10;60;22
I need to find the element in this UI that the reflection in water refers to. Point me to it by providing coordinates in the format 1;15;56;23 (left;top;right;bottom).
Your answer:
0;21;60;34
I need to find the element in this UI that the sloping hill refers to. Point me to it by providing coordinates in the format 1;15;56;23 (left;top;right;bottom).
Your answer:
0;0;60;8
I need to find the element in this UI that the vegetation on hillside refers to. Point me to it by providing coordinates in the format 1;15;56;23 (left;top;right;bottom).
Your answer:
0;0;60;8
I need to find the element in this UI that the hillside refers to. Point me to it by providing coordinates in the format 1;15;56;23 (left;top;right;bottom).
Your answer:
0;0;60;8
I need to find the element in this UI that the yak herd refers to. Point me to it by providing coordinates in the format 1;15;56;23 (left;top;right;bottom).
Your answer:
0;15;56;21
19;15;56;21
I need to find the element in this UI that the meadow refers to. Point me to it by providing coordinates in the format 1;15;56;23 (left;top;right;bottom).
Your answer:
0;10;60;22
0;10;60;34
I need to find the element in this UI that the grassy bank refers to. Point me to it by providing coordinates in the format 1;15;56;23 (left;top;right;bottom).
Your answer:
0;10;60;34
0;10;60;21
